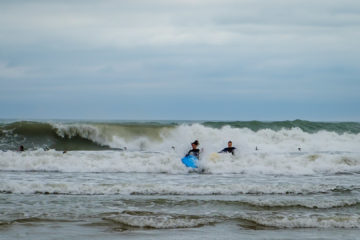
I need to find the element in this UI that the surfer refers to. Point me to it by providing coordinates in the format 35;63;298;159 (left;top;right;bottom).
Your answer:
219;141;236;155
19;145;24;152
186;140;200;158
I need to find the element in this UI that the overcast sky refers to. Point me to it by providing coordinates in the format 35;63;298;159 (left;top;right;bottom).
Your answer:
0;0;359;121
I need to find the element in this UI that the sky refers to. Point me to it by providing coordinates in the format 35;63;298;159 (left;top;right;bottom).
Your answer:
0;0;359;121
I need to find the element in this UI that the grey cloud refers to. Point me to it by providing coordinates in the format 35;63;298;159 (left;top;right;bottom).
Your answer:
0;0;359;120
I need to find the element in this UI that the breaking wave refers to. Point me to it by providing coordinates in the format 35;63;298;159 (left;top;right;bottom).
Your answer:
1;120;359;175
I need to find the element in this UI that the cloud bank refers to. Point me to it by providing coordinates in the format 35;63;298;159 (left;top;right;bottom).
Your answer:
0;0;359;120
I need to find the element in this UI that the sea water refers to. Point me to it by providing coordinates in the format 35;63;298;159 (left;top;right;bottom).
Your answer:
0;120;359;239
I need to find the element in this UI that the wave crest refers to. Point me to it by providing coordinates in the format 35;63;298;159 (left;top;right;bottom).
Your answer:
104;211;219;229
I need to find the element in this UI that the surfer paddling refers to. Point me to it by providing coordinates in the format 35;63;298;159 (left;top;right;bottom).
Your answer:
186;140;200;158
219;141;236;155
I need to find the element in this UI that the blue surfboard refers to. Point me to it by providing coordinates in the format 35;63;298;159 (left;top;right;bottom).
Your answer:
181;155;199;168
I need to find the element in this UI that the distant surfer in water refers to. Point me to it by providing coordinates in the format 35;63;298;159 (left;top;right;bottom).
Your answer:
219;141;236;155
19;145;24;152
186;140;200;158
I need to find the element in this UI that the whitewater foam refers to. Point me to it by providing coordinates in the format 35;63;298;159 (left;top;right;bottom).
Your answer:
1;148;360;175
243;214;360;229
0;177;351;196
104;211;218;229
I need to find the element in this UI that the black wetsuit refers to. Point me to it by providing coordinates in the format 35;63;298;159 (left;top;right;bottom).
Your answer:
219;147;236;155
186;149;200;158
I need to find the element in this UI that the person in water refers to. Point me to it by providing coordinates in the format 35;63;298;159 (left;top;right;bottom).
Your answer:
186;140;200;158
19;145;24;152
219;141;236;155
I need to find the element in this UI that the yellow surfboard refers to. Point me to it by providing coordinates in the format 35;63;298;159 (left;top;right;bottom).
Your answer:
209;152;220;162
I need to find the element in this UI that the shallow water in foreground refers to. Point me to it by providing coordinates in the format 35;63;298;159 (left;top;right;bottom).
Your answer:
1;170;359;240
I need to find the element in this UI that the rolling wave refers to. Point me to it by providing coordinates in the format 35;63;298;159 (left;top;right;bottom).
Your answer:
1;120;359;152
1;178;357;195
1;149;359;175
203;119;360;134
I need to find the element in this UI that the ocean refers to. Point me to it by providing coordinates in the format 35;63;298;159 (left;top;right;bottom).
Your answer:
0;120;359;239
